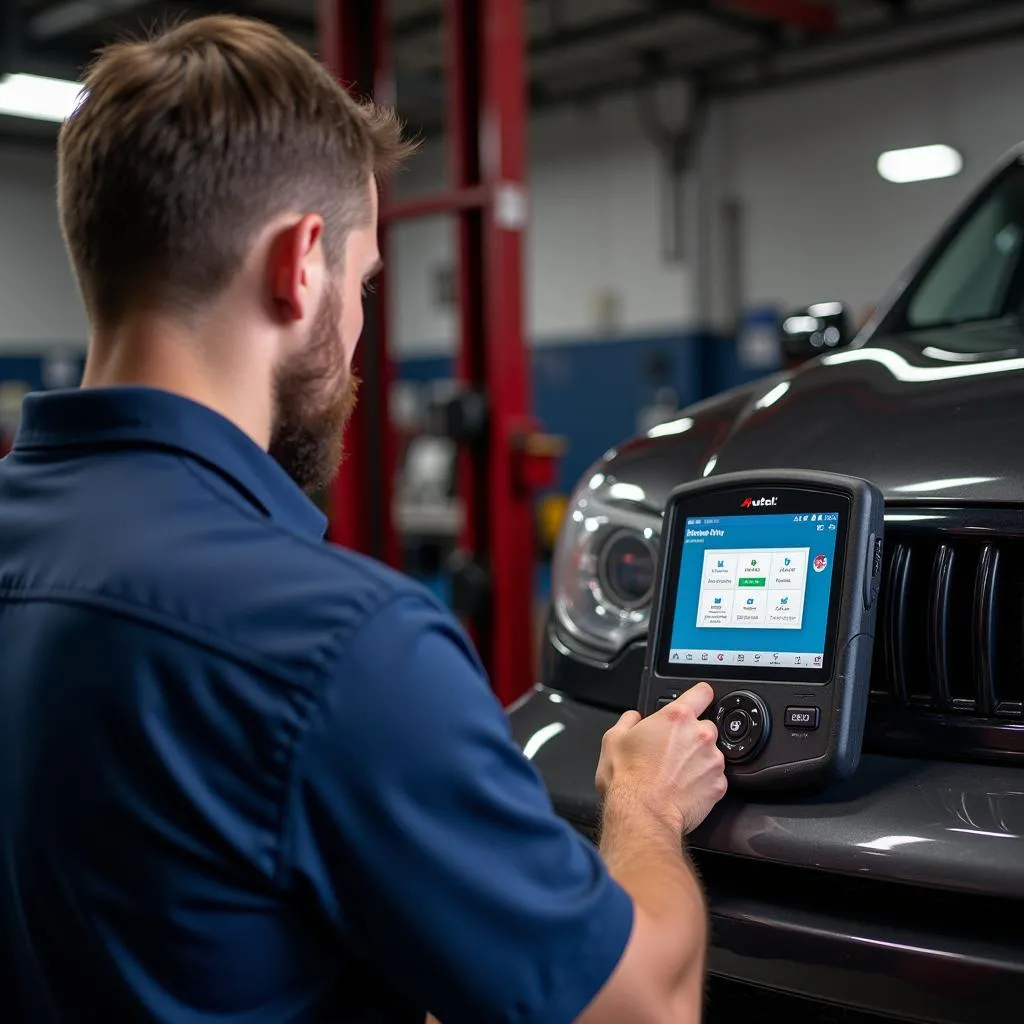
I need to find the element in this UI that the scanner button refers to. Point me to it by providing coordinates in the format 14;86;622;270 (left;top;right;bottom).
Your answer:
722;709;750;741
785;706;820;730
865;535;883;609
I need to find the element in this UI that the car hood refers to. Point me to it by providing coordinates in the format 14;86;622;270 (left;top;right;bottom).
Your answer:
604;333;1024;507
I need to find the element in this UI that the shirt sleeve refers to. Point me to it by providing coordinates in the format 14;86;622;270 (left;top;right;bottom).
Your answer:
283;590;633;1024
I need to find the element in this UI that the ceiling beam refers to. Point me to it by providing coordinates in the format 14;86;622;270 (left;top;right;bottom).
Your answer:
527;0;1024;110
2;0;22;74
717;0;836;34
713;11;1024;95
657;0;785;41
28;0;157;41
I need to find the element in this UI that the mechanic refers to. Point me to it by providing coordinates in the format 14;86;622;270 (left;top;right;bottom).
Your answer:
0;15;727;1024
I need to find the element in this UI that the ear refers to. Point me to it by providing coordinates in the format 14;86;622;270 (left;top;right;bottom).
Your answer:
267;214;325;323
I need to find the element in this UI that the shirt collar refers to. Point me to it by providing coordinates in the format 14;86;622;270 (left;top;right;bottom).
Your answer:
14;386;329;540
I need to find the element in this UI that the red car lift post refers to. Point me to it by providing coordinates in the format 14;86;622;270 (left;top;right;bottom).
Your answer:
318;0;556;707
318;0;399;570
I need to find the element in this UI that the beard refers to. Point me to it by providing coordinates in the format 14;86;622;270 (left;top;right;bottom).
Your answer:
268;284;359;494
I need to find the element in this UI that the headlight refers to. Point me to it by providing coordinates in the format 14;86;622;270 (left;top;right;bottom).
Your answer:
551;469;662;656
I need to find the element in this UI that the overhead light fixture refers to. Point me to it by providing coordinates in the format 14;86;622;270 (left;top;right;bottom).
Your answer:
877;144;963;184
0;73;85;123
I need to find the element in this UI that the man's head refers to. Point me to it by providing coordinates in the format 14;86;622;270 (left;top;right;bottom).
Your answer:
57;15;413;491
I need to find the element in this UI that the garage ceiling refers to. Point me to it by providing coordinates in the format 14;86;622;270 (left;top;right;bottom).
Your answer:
4;0;1024;143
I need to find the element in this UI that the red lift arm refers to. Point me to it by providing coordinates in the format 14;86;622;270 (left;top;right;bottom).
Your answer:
318;0;554;707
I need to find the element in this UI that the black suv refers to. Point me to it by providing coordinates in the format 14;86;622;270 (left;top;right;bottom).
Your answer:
508;145;1024;1022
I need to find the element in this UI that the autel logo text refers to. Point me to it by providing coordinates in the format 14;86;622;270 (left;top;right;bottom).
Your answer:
741;496;778;508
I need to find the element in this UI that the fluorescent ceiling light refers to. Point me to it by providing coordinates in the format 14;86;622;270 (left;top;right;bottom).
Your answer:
877;144;963;184
0;73;85;123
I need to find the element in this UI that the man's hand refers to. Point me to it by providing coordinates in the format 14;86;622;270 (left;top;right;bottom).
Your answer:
595;682;727;834
576;683;726;1022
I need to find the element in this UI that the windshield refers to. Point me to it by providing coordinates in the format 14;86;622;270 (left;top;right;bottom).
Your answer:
888;156;1024;347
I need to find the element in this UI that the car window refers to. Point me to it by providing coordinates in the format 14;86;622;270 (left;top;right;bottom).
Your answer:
902;160;1024;331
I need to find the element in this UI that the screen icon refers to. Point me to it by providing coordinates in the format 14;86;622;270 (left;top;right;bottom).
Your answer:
686;652;694;661
814;655;822;666
716;653;725;662
813;553;829;572
714;597;722;605
795;656;803;665
780;596;789;606
701;652;709;662
754;653;762;662
737;654;745;662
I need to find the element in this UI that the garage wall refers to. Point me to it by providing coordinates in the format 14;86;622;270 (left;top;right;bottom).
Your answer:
2;31;1024;360
0;148;86;354
390;97;695;356
720;34;1024;322
392;32;1024;355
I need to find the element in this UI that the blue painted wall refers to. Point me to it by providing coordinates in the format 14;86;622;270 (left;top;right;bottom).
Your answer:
0;353;85;391
0;329;779;497
0;335;779;606
0;356;61;392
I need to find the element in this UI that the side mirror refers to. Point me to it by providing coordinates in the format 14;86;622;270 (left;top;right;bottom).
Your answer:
781;302;853;364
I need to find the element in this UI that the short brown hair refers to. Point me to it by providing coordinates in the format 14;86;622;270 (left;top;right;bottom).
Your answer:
58;14;414;328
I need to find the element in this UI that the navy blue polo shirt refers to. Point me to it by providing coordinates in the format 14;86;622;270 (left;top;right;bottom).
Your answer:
0;387;632;1023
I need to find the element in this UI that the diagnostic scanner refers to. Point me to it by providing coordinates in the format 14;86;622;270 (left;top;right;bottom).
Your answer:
639;469;884;790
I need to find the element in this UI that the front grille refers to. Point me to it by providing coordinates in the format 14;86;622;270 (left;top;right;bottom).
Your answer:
866;507;1024;762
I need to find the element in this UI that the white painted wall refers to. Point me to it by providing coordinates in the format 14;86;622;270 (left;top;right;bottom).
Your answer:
391;33;1024;356
0;148;86;353
389;96;694;356
719;34;1024;323
3;31;1024;357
